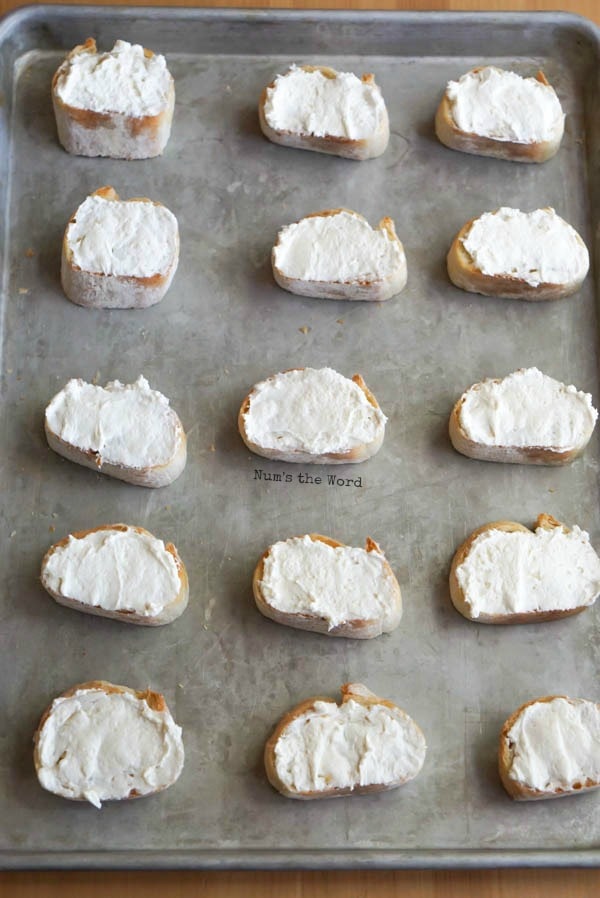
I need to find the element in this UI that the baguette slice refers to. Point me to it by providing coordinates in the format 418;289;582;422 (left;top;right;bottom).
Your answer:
449;367;597;465
45;376;187;487
52;38;175;159
435;66;564;163
34;681;184;808
41;524;189;626
447;207;589;301
450;514;600;624
61;186;180;309
259;64;389;160
265;683;426;799
272;209;407;301
499;696;600;800
238;367;386;464
253;534;402;638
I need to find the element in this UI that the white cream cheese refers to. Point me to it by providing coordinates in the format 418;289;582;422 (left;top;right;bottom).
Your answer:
264;65;386;140
506;698;600;793
243;367;386;455
274;697;426;793
42;527;181;617
45;376;182;469
36;687;184;808
55;40;173;117
260;536;400;629
273;211;404;283
458;368;597;451
456;523;600;618
446;66;564;143
67;195;179;278
462;208;589;288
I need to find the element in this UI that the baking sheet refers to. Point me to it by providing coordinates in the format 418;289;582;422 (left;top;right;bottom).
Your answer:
1;6;600;869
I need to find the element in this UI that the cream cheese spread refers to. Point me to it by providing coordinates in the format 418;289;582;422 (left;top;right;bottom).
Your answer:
446;66;564;143
458;368;598;451
273;211;404;283
55;40;173;117
67;194;179;278
36;687;184;808
462;207;589;288
42;527;181;617
243;367;387;455
264;65;386;140
456;523;600;618
506;698;600;793
45;376;182;469
260;536;400;629
274;697;426;793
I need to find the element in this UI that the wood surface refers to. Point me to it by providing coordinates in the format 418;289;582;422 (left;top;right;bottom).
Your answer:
1;0;600;895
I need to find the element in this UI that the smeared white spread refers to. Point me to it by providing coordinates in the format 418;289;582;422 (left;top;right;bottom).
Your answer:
264;65;386;140
274;695;426;793
456;523;600;618
36;687;184;808
273;211;405;283
55;40;173;117
260;535;400;629
243;367;386;456
458;368;597;451
462;208;589;288
42;527;181;617
506;698;600;793
45;376;182;469
67;194;179;278
446;66;564;143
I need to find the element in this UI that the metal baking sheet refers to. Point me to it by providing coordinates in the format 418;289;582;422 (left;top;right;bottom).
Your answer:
1;5;600;870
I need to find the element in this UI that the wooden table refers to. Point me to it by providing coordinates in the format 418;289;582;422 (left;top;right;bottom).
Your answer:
1;1;599;895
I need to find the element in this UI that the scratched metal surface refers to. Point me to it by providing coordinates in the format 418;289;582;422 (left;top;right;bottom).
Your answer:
1;6;600;869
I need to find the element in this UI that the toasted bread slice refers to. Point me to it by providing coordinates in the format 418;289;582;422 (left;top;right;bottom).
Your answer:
45;376;187;487
61;187;179;309
238;367;386;464
499;696;600;800
449;367;597;465
264;683;426;799
272;209;407;301
450;514;600;623
259;64;389;160
52;38;174;159
435;66;564;163
34;680;184;808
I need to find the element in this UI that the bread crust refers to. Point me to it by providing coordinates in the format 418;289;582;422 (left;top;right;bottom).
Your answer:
435;69;562;163
272;209;407;301
40;524;189;626
52;39;175;159
253;534;402;638
258;66;389;161
450;514;592;624
264;683;425;799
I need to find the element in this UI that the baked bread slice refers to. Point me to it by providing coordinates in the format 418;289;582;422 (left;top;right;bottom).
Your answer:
499;696;600;800
34;680;184;808
450;514;600;624
238;367;386;464
435;66;564;163
61;186;180;309
52;38;175;159
41;524;189;626
449;367;597;465
272;209;407;301
265;683;426;799
45;376;187;487
253;534;402;638
447;207;589;301
259;64;389;160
